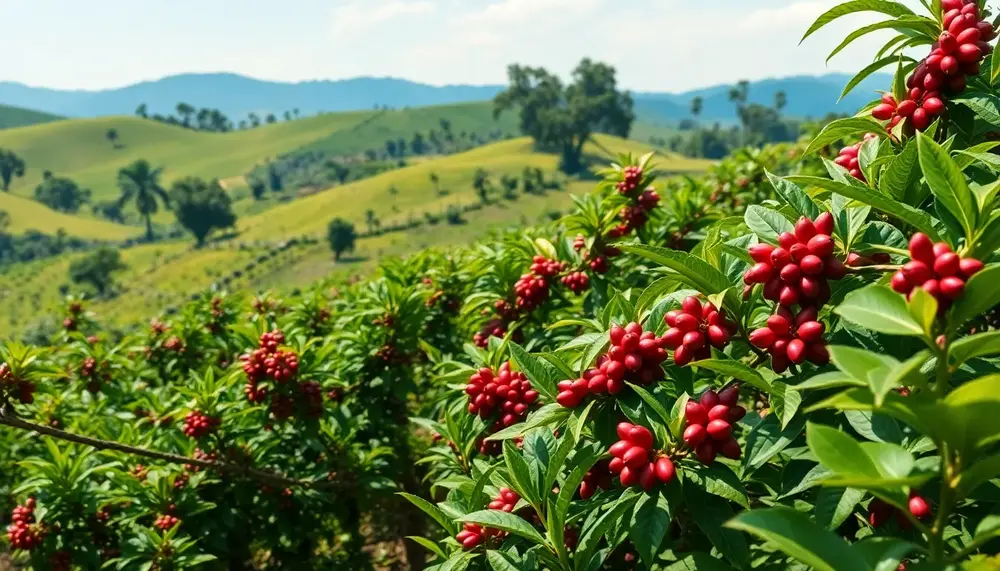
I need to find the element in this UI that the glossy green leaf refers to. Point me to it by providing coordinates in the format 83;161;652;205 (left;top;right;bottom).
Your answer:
951;264;1000;329
619;244;731;295
766;170;820;219
726;507;868;571
460;510;547;545
801;1;915;42
835;285;924;337
949;330;1000;367
744;414;807;472
687;463;750;509
917;131;977;241
509;343;559;401
692;357;769;391
814;487;866;530
804;117;889;156
745;205;794;244
630;493;672;568
688;488;750;568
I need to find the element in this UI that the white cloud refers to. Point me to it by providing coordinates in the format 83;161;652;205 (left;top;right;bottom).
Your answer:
330;0;436;39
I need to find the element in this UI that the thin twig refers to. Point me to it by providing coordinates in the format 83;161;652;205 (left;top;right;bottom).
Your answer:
0;407;348;492
844;264;901;274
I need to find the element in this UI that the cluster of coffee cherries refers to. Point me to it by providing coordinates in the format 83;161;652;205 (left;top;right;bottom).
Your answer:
578;460;614;500
154;514;180;531
456;522;504;550
607;423;676;491
6;498;43;551
868;492;932;528
834;133;879;181
662;296;737;366
486;488;520;512
890;233;983;310
582;243;622;275
561;271;590;294
683;387;744;465
872;0;995;132
611;164;660;235
240;330;323;420
182;410;220;439
556;322;668;408
474;300;520;347
80;356;110;394
0;362;35;405
749;307;830;372
466;362;539;430
744;213;845;308
241;330;299;384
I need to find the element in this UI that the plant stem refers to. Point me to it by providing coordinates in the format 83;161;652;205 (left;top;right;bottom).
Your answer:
843;264;902;274
935;340;950;398
930;443;957;562
0;407;349;492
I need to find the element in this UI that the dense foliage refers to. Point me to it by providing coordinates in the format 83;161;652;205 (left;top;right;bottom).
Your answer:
4;2;1000;570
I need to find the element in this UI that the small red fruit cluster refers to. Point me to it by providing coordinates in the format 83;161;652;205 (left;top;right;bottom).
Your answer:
465;362;539;429
890;233;983;310
513;273;551;311
182;410;220;439
579;460;614;499
0;362;35;405
869;492;932;528
744;213;845;309
241;330;299;384
662;296;737;365
616;166;643;194
456;522;504;550
607;423;675;491
561;271;590;294
154;514;180;531
556;322;668;408
683;387;744;465
6;498;42;551
834;133;878;180
872;0;995;132
487;488;520;512
749;307;830;372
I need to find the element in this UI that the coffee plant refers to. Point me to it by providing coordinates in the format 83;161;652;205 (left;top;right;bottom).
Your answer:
1;2;1000;570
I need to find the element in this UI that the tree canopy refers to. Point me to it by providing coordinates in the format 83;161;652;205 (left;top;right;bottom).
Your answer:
117;159;168;241
168;177;237;247
0;149;26;192
34;173;91;214
327;218;357;261
494;58;634;173
68;247;126;296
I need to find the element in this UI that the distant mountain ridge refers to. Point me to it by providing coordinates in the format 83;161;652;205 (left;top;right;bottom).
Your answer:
0;72;890;125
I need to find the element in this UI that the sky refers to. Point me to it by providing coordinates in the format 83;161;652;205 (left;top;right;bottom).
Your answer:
0;0;928;93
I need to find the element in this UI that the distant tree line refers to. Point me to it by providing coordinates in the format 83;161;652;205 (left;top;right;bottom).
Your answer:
0;212;94;265
135;102;301;132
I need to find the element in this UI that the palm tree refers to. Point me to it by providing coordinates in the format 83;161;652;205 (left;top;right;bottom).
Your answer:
365;209;378;233
690;96;703;121
117;159;168;241
775;90;787;114
176;103;195;128
729;80;750;145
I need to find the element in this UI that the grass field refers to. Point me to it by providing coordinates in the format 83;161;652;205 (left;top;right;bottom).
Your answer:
0;104;63;130
0;192;139;239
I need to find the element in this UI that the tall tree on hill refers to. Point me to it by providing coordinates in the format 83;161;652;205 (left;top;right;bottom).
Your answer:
385;140;398;158
135;103;148;118
473;168;490;204
729;80;750;145
106;128;120;148
411;132;426;155
439;119;453;142
69;247;126;296
0;150;26;192
293;108;300;119
494;58;634;173
209;109;230;132
691;96;703;121
429;172;441;195
248;113;261;128
116;159;168;241
169;177;237;247
365;209;378;234
176;103;195;128
34;174;91;213
265;114;277;124
327;218;357;261
196;108;211;131
283;111;292;122
775;90;788;114
396;137;407;157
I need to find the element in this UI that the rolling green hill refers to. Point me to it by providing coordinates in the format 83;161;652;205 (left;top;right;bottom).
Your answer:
0;104;63;130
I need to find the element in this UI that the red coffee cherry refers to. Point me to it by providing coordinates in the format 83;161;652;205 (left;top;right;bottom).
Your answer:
608;422;673;491
683;388;742;464
749;307;829;372
466;362;539;428
891;233;983;310
662;297;737;365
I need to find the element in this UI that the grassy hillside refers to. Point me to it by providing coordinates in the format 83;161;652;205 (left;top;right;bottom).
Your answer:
239;134;711;241
0;104;63;130
0;192;138;239
0;102;519;203
0;135;712;336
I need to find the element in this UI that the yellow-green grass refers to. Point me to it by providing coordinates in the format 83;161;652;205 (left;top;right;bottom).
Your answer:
238;134;712;241
0;112;376;202
0;191;139;239
0;104;63;130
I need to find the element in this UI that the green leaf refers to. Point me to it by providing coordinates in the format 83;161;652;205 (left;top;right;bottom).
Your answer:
619;244;730;295
829;345;899;398
503;440;540;508
692;358;770;392
398;493;458;536
943;374;1000;451
835;285;924;337
793;371;866;391
949;330;1000;367
917;131;977;241
630;493;672;568
406;536;447;561
953;92;1000;129
687;464;750;509
801;1;915;42
826;17;937;63
957;452;1000;496
951;264;1000;329
814;487;866;530
879;139;921;202
841;55;913;100
770;381;802;430
486;404;571;441
627;382;672;428
663;553;733;571
440;551;477;571
907;287;937;338
509;343;560;401
745;205;794;244
766;170;820;219
806;423;882;481
725;508;869;571
745;414;807;473
460;510;547;546
778;463;834;499
575;491;640;571
992;38;1000;84
804;117;889;156
788;175;944;240
687;488;750;568
486;550;526;571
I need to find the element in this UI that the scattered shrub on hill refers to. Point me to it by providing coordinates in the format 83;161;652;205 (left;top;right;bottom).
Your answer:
33;172;92;214
327;217;357;260
168;177;237;247
68;246;126;296
495;58;635;173
0;148;26;191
